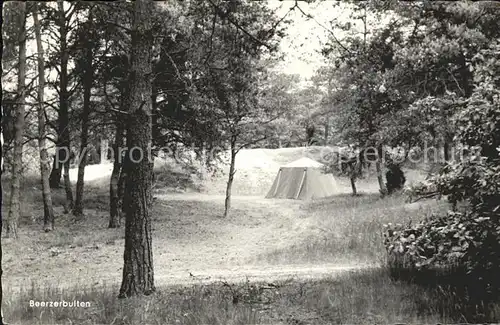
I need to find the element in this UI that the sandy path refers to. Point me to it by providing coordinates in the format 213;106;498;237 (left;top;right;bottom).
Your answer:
154;264;372;286
5;194;370;294
5;264;372;294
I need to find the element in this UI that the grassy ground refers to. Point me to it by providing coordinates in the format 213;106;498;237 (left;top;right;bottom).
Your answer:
5;267;460;325
259;192;450;266
3;183;463;323
3;151;488;324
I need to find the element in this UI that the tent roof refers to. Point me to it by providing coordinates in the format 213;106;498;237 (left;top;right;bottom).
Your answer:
283;157;324;168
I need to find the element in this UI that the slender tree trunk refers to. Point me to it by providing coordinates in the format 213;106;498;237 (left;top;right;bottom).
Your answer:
58;0;73;211
49;156;62;188
224;136;237;218
350;176;357;196
50;1;70;189
458;53;473;98
73;15;94;218
1;39;5;324
73;150;87;217
34;4;55;231
99;139;109;163
119;0;155;298
115;92;128;224
443;140;450;163
109;167;122;228
443;133;454;163
349;165;357;196
109;120;125;228
50;0;74;211
118;159;127;217
6;2;27;239
347;160;358;196
63;162;73;213
199;142;208;180
324;117;329;145
375;144;387;196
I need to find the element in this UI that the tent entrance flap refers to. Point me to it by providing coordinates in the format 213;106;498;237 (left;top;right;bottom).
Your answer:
295;168;306;199
273;168;282;197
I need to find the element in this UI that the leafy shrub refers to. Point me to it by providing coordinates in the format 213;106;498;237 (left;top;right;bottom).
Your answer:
385;163;406;194
383;211;500;320
384;211;500;280
384;41;500;321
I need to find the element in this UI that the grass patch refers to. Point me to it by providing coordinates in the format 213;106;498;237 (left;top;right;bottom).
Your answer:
4;267;476;324
5;163;496;323
387;264;500;323
1;175;68;225
153;159;201;193
261;193;450;265
6;282;261;325
267;267;457;324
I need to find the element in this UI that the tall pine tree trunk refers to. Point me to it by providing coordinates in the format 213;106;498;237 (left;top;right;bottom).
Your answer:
6;2;27;239
109;119;125;228
34;4;55;231
73;15;94;218
119;0;155;298
224;136;237;218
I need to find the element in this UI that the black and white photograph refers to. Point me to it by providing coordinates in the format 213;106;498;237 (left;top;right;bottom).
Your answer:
1;0;500;324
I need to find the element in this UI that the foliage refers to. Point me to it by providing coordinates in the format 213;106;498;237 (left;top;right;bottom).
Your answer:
323;146;362;178
384;33;500;320
384;212;499;273
385;162;405;194
383;211;500;320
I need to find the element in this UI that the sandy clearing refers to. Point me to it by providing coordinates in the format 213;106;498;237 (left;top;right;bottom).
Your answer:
11;145;418;295
5;194;371;295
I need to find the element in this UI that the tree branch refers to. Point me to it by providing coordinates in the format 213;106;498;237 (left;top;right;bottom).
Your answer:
207;0;273;51
103;85;129;115
105;20;131;33
236;135;267;153
446;67;466;97
204;11;217;65
294;1;351;56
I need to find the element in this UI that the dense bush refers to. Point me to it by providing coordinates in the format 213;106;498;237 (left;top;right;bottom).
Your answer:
383;210;500;321
385;163;406;194
384;39;500;321
384;212;500;285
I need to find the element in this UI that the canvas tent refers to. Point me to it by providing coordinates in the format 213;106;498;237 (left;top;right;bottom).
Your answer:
265;157;337;200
